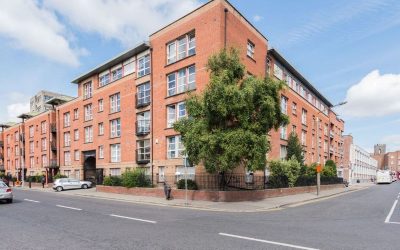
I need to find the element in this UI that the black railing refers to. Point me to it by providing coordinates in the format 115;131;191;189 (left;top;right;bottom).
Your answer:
51;123;57;133
135;93;150;108
51;141;57;151
135;120;150;136
135;149;150;164
49;159;58;168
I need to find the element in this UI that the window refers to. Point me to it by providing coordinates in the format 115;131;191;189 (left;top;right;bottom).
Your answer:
247;40;255;58
280;145;287;160
99;123;104;136
75;170;80;180
292;102;297;115
167;65;195;96
281;96;288;115
167;135;184;158
63;112;70;127
292;125;296;133
64;170;71;177
158;166;165;182
301;109;307;125
324;140;328;152
136;82;151;107
84;104;93;121
29;126;34;138
15;145;20;156
123;57;135;75
110;93;120;113
30;156;35;169
110;168;121;176
29;141;34;154
84;126;93;143
110;144;121;163
301;130;306;146
110;118;121;138
167;32;196;64
41;155;47;167
15;131;19;142
40;138;46;151
99;145;104;159
111;64;122;81
99;70;110;87
74;109;79;120
280;126;287;140
64;151;71;166
83;81;92;99
64;132;70;147
167;102;186;128
274;63;283;80
98;99;104;112
74;150;80;161
137;112;150;135
137;140;150;163
74;129;79;141
41;121;47;134
137;54;150;77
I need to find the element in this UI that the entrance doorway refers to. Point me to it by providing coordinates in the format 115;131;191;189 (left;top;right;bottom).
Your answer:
83;151;96;184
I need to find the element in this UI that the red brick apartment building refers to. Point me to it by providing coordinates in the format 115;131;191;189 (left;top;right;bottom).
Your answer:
0;0;344;182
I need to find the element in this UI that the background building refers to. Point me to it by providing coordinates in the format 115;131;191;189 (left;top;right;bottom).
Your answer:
30;90;69;113
343;135;377;183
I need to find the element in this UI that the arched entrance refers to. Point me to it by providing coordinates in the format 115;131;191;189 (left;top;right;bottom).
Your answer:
83;150;103;185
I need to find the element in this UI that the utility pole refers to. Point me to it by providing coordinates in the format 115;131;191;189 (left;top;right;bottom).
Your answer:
183;154;189;206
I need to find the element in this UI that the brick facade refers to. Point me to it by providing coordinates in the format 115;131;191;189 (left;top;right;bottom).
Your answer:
0;0;345;184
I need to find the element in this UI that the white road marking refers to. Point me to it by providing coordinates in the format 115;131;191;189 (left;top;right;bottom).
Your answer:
24;199;40;203
56;205;82;211
109;214;157;224
219;233;319;250
385;199;398;223
387;221;400;225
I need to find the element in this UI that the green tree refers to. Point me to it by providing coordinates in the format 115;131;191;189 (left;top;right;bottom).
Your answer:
322;160;337;177
174;48;288;173
286;131;304;165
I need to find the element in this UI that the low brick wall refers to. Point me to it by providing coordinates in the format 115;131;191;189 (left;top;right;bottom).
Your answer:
97;184;344;202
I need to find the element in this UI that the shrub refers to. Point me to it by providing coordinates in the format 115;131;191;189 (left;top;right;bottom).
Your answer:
53;173;67;180
269;156;301;188
121;169;151;188
103;176;122;186
176;179;198;190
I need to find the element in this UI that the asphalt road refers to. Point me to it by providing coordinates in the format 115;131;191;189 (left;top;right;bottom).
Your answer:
1;182;400;250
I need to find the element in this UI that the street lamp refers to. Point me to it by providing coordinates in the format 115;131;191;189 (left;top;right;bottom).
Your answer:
315;101;347;196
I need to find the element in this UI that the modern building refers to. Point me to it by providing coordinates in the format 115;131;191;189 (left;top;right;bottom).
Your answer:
30;90;69;113
1;0;345;183
343;135;377;183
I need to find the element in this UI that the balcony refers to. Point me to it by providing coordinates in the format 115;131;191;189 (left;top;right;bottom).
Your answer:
136;149;150;164
135;94;150;109
51;123;57;133
51;141;57;151
136;120;150;136
20;133;25;142
49;159;58;168
329;131;334;139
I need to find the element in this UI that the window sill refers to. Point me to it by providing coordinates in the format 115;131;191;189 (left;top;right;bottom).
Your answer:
109;111;121;116
136;73;151;80
165;53;196;68
165;88;196;99
247;55;256;63
109;136;121;139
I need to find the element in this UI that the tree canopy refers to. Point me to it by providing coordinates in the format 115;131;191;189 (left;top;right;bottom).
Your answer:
286;131;305;165
174;48;288;173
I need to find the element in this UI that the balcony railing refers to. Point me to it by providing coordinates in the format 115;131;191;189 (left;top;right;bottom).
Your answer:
136;149;150;164
136;120;150;136
135;94;150;108
51;123;57;133
49;159;58;168
51;141;57;151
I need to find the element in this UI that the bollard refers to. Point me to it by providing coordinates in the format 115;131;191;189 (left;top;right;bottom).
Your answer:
29;179;32;188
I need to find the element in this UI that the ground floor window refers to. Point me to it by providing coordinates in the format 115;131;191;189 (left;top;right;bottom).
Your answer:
110;168;121;176
64;170;71;177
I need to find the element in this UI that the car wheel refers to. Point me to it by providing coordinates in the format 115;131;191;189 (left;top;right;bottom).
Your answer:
81;184;88;189
56;186;63;192
7;199;13;204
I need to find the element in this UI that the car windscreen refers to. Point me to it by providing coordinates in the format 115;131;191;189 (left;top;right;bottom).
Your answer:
0;182;7;188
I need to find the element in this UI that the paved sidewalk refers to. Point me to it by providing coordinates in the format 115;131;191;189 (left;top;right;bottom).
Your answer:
15;182;374;212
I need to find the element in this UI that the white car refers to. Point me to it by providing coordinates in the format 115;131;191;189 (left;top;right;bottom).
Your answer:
0;181;13;203
53;178;92;192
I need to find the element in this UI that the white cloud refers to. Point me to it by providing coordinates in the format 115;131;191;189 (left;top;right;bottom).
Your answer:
340;70;400;117
7;102;30;122
0;0;81;66
253;15;263;22
380;134;400;151
44;0;201;46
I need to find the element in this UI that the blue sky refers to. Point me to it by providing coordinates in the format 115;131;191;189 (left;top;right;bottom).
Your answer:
0;0;399;152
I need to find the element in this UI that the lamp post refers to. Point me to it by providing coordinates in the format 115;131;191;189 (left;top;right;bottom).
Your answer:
316;101;347;196
183;154;189;206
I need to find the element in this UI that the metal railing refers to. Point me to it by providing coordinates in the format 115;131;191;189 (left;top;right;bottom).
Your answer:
135;93;150;108
135;120;150;136
135;149;150;164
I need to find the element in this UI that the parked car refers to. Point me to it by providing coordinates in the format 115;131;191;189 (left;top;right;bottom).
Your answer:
53;178;92;192
0;181;13;203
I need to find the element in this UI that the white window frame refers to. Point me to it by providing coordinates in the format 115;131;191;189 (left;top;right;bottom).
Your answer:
74;108;79;120
74;129;79;141
110;119;121;138
83;81;93;99
74;150;80;161
166;32;196;64
302;109;307;125
137;140;150;162
99;122;104;136
64;112;70;127
64;151;71;166
99;70;110;87
167;135;184;159
84;104;93;121
64;132;70;147
167;102;186;128
99;145;104;159
137;54;150;77
110;144;121;163
110;93;121;113
281;96;288;115
167;65;195;96
137;82;150;106
84;126;93;143
98;99;104;112
137;111;150;134
247;41;255;58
